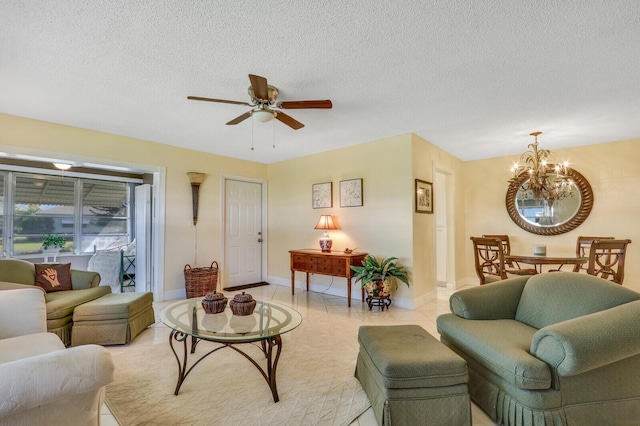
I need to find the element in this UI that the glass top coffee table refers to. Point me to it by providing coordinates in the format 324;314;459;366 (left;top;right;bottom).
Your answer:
160;297;302;402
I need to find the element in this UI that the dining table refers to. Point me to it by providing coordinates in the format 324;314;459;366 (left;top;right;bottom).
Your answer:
505;254;588;274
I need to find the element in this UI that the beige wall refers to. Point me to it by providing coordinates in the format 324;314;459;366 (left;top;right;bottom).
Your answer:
3;113;637;300
410;134;467;300
0;114;267;297
267;134;417;307
266;133;468;308
464;139;640;291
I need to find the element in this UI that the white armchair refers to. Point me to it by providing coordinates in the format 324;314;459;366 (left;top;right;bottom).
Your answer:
0;288;115;426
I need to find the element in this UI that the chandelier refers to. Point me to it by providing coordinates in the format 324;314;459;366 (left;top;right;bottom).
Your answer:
509;132;574;203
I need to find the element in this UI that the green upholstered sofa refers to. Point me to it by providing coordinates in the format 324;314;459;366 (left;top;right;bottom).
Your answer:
437;272;640;426
0;259;111;346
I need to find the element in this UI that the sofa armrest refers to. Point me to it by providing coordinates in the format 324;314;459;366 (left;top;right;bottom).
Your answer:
0;345;114;418
0;281;40;292
531;300;640;376
70;269;101;289
449;276;530;319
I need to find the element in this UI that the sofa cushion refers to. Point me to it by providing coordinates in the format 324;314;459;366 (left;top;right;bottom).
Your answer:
73;292;154;321
357;325;468;389
44;286;111;320
515;272;640;329
437;315;551;390
35;263;72;292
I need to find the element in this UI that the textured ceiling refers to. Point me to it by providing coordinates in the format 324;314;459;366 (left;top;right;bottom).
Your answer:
1;1;639;164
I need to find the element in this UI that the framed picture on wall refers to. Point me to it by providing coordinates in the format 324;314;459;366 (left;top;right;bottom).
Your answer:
415;179;433;214
312;182;333;208
340;178;363;207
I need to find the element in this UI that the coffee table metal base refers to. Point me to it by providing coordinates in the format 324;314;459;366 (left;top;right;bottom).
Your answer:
169;330;283;402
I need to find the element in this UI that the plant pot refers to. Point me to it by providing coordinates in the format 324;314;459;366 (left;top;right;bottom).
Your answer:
42;247;61;263
365;280;390;298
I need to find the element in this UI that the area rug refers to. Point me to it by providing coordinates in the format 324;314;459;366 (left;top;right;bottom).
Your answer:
105;322;371;425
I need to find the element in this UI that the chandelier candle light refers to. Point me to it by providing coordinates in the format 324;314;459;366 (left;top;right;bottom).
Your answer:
314;215;338;252
509;132;574;204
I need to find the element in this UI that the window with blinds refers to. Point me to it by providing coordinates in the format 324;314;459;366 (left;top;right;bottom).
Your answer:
3;171;135;257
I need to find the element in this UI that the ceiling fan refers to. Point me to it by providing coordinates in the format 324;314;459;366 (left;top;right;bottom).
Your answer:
187;74;332;130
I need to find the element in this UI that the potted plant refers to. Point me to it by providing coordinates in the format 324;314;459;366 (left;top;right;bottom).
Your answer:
41;234;66;251
350;255;410;298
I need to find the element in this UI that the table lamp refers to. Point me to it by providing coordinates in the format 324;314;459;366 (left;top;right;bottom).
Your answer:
314;215;338;252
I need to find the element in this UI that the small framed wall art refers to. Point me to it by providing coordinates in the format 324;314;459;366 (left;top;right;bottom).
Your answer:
312;182;333;209
415;179;433;214
340;178;363;207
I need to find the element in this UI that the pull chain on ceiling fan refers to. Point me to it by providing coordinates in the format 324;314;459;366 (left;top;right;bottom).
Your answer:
188;74;332;130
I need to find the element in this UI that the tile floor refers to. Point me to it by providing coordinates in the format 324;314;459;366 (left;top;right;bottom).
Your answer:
100;284;497;425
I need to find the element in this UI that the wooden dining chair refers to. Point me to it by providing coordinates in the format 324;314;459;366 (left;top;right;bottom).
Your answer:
573;236;615;272
586;239;632;284
471;237;508;284
483;234;537;276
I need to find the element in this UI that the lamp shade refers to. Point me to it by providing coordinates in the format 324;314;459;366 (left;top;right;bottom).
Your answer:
314;215;338;230
314;215;338;252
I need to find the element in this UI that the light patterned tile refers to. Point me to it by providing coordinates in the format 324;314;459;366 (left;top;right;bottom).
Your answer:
142;286;496;425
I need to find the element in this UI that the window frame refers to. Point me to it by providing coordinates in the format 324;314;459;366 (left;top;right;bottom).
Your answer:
1;165;142;258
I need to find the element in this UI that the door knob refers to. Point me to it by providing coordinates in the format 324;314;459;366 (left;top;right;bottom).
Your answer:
258;239;263;242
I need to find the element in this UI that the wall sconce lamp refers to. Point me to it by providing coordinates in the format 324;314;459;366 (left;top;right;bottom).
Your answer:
187;172;207;225
314;215;338;252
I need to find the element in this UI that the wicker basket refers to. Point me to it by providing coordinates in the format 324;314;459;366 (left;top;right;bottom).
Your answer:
184;261;219;298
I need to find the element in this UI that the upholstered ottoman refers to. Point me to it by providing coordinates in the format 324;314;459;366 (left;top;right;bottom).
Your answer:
71;292;155;346
355;325;471;426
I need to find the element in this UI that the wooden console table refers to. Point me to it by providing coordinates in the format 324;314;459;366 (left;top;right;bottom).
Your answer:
289;249;368;307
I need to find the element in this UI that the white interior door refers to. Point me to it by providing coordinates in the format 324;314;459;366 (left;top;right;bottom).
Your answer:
435;172;447;285
224;179;263;287
434;166;456;288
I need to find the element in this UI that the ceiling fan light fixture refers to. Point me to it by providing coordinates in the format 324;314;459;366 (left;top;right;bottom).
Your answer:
252;108;276;123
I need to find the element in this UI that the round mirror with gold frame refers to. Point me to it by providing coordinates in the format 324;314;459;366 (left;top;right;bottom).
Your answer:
505;167;594;235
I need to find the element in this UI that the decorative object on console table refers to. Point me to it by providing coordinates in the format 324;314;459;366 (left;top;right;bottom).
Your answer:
312;182;332;209
350;255;410;311
289;249;368;307
340;178;363;207
187;172;207;225
415;179;433;214
314;214;338;252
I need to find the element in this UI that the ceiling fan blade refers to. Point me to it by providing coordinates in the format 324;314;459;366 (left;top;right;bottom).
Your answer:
226;111;252;125
187;96;252;107
275;111;304;130
279;100;333;109
249;74;269;100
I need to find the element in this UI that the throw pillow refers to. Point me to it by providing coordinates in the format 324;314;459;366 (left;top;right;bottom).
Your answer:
35;263;72;292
